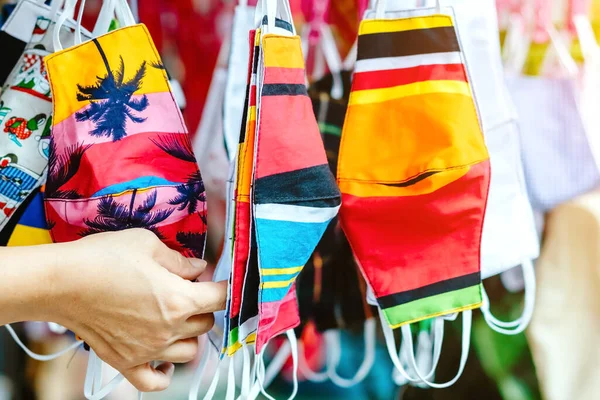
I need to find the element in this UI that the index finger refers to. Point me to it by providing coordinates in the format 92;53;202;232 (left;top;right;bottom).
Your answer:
185;280;228;315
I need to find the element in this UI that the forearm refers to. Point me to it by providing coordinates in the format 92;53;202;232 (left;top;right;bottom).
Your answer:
0;243;67;325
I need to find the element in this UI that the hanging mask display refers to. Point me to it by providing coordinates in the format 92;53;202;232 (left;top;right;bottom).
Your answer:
338;0;489;387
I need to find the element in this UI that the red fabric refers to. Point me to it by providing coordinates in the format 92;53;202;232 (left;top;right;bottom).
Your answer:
256;284;301;352
340;160;490;299
263;68;306;85
59;132;199;197
231;202;251;317
255;96;328;179
352;64;468;91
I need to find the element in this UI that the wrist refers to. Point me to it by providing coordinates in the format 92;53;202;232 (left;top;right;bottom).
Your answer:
0;243;73;325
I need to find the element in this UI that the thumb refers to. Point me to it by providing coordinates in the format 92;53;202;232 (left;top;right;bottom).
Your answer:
123;362;175;392
154;244;207;280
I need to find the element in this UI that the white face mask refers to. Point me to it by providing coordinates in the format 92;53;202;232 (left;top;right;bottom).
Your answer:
446;0;539;335
223;3;256;161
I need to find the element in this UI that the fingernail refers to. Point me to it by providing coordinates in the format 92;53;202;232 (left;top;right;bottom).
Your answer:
189;258;207;269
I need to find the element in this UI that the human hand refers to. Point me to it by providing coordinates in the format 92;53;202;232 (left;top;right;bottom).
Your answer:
46;229;227;392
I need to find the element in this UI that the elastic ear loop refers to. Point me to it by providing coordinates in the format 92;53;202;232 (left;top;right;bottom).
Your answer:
52;0;77;51
238;344;252;399
392;319;442;387
324;318;376;387
401;310;473;389
248;329;297;400
188;342;215;400
319;24;344;100
480;259;536;335
298;338;328;382
4;324;83;361
225;355;236;400
84;349;125;400
379;309;443;384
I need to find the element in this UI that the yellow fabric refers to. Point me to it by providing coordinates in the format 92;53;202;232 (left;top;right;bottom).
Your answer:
261;266;304;275
262;35;305;69
7;225;52;246
261;277;296;289
349;80;472;106
359;15;454;35
338;92;488;187
528;191;600;400
236;106;256;201
45;24;168;125
338;166;470;198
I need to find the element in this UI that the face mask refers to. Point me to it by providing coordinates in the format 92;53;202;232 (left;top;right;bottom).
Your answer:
506;76;600;212
223;1;256;161
229;28;261;355
45;2;206;398
242;7;341;399
339;0;490;387
433;0;539;335
0;11;90;232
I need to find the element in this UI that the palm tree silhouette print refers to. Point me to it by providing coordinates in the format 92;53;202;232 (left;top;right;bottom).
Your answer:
176;231;206;258
75;39;149;141
168;171;206;216
81;189;174;238
46;140;91;199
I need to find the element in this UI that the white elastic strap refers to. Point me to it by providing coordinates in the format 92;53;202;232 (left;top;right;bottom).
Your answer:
239;345;252;399
481;259;536;335
375;0;440;19
202;363;221;400
248;330;296;400
74;0;86;45
546;23;579;76
325;318;376;387
130;0;139;22
4;324;83;361
573;15;600;63
390;317;444;386
225;356;236;400
401;310;473;389
92;0;117;36
379;310;436;384
114;0;136;27
319;24;344;99
50;0;71;23
343;40;357;71
53;0;78;51
85;357;125;400
188;342;212;400
298;339;328;382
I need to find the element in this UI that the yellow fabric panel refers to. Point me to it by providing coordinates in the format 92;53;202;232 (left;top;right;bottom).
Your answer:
349;80;472;106
359;15;454;36
261;266;304;275
338;166;470;198
261;278;295;289
7;225;52;247
262;35;305;69
338;92;488;184
236;107;257;201
46;24;170;125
